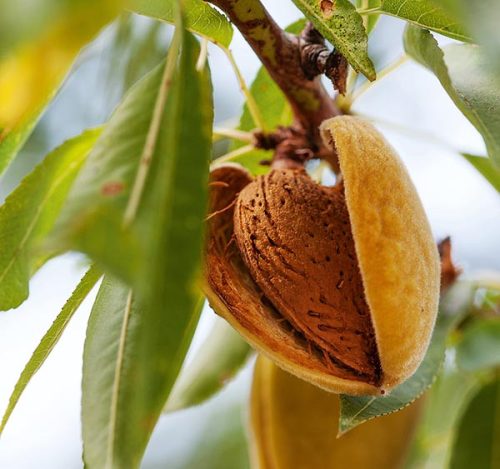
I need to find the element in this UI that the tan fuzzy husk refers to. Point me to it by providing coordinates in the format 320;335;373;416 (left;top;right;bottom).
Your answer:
250;356;423;469
205;164;379;395
320;116;440;388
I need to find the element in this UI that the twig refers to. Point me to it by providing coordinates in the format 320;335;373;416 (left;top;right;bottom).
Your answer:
222;46;267;131
212;144;254;166
213;127;254;143
357;6;381;15
351;55;408;102
206;0;341;169
196;38;209;71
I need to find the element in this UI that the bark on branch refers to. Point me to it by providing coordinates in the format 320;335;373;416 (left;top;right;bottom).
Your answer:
207;0;341;168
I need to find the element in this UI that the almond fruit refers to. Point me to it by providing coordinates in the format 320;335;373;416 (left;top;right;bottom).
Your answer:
250;356;423;469
204;116;440;395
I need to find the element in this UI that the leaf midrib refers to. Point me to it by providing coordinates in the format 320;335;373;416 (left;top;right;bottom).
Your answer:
293;0;365;73
0;156;85;285
105;289;134;469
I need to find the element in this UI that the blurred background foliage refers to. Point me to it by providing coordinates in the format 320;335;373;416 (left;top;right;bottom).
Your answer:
0;0;499;468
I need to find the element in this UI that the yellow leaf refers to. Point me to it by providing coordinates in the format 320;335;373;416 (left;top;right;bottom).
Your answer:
0;1;119;136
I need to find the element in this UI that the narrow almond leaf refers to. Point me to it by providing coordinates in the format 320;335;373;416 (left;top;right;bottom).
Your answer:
229;20;302;174
0;129;101;311
456;319;500;372
82;20;212;468
356;0;381;34
462;154;500;193
129;0;233;47
82;277;142;469
291;0;376;80
54;63;169;283
0;265;101;436
430;0;500;73
449;378;500;469
0;0;118;175
339;281;476;434
406;366;483;469
379;0;470;42
404;26;500;167
0;0;119;55
158;376;250;469
55;206;142;286
165;317;252;413
0;112;44;179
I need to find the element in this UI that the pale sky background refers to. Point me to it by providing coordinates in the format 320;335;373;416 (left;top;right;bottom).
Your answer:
0;2;499;468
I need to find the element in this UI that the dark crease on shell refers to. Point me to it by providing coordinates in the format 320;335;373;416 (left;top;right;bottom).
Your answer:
206;165;381;386
233;169;382;385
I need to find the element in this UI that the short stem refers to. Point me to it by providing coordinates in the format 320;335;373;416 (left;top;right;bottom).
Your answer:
351;55;408;103
360;0;370;29
196;38;209;71
357;6;381;15
213;127;254;143
222;46;267;131
337;68;358;112
212;144;255;165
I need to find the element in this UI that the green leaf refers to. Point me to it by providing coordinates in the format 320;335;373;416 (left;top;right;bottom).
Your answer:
379;0;470;42
0;265;101;436
229;20;302;174
56;63;165;237
56;205;142;286
82;276;202;468
82;277;142;468
0;0;118;176
160;377;250;469
430;0;500;73
0;0;119;56
450;378;500;469
291;0;376;80
456;319;500;372
165;317;252;413
82;21;212;468
138;29;212;312
0;129;100;311
404;26;500;167
356;0;381;34
128;0;233;47
462;154;500;193
0;109;43;177
406;365;483;469
54;64;171;282
339;281;476;434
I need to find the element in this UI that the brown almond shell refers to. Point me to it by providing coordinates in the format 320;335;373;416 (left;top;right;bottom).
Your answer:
205;163;380;395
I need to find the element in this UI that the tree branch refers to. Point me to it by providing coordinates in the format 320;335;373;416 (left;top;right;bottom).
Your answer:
207;0;341;168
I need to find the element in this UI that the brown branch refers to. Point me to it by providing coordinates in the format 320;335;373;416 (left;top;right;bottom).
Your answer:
299;22;348;95
439;237;461;293
207;0;341;168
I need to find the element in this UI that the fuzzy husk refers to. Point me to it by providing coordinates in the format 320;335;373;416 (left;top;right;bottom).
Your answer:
250;356;423;469
320;116;440;388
